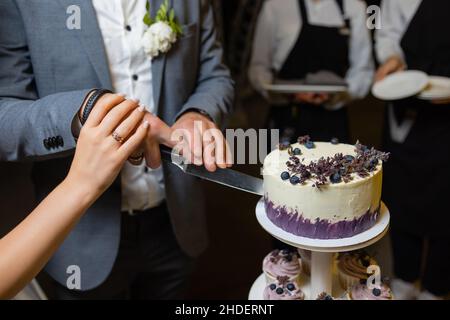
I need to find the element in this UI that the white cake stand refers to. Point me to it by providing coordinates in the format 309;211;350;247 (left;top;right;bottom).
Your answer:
249;198;390;300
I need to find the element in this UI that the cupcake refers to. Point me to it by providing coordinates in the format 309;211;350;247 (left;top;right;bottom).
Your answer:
263;276;305;300
337;251;378;290
263;249;301;284
316;292;334;300
347;281;394;300
297;249;311;275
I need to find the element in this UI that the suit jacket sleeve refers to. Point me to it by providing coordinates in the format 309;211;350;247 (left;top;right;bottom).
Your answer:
176;0;234;127
0;0;91;162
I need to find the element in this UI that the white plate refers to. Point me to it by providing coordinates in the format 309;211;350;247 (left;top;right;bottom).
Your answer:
418;76;450;100
255;198;390;252
264;84;348;94
372;70;429;101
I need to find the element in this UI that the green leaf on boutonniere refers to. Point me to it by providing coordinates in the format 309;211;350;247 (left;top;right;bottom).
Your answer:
156;0;168;22
143;12;153;26
144;0;183;36
143;1;152;26
169;20;183;36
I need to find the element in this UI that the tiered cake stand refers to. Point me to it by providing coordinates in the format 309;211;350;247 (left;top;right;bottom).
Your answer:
249;198;390;300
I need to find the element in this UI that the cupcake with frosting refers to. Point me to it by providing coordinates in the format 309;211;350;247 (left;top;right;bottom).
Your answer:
316;292;334;300
337;251;377;290
297;249;311;275
263;276;305;300
347;281;394;300
263;249;301;284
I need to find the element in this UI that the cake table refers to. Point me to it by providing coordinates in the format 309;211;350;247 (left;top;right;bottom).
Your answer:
249;198;390;300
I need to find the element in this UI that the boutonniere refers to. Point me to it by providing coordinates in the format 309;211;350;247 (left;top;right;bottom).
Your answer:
141;0;183;59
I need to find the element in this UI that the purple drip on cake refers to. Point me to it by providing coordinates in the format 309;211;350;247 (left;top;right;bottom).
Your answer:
264;198;380;239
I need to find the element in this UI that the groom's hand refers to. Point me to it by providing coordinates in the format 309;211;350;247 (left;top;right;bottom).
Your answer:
142;112;174;169
171;111;232;172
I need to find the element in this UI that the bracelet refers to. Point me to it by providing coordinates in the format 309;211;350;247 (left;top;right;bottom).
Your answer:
80;89;112;125
178;108;214;122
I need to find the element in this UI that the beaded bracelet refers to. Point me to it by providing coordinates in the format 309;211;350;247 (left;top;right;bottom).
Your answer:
80;89;112;125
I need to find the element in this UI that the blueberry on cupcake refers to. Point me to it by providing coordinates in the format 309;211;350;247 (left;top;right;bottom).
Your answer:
262;249;302;285
347;281;394;300
263;276;305;301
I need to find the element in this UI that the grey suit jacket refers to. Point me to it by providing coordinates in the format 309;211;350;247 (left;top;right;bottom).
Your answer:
0;0;234;290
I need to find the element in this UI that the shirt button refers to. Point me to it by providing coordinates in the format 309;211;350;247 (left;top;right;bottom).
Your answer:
132;74;139;81
125;25;132;32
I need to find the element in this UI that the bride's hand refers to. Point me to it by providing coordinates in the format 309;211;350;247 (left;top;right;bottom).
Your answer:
66;98;149;198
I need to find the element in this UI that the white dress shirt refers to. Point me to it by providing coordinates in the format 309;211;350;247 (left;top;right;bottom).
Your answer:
375;0;422;143
93;0;165;212
248;0;375;109
375;0;422;65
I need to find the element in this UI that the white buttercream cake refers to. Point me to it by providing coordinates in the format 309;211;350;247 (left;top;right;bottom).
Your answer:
262;137;388;239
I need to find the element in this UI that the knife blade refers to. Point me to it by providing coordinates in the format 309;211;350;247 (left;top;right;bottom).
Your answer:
160;146;264;196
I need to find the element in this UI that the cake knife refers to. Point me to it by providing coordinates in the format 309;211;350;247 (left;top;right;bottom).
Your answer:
159;146;264;196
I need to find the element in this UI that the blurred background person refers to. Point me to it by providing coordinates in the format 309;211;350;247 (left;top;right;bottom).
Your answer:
248;0;374;144
376;0;450;300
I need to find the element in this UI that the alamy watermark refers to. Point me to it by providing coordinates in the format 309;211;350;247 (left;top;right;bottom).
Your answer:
66;265;81;290
364;265;383;289
367;5;382;30
66;5;81;30
66;4;383;32
169;123;281;168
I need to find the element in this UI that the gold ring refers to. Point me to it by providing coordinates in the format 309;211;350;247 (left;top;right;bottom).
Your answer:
112;131;125;144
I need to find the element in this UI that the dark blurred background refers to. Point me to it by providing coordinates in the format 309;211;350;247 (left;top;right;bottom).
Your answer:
0;0;387;299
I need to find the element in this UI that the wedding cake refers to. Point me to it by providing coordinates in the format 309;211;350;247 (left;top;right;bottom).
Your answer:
263;136;389;239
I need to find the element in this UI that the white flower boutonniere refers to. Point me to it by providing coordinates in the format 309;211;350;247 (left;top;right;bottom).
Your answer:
141;0;183;59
